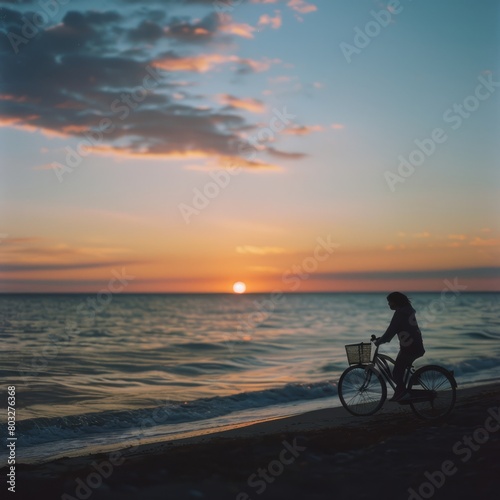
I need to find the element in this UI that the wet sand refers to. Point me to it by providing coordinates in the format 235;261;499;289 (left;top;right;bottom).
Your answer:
7;382;500;500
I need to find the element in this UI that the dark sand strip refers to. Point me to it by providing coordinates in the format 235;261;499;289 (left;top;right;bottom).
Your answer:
7;382;500;500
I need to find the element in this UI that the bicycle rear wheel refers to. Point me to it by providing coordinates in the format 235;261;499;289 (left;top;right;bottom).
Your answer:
408;365;456;420
338;365;387;416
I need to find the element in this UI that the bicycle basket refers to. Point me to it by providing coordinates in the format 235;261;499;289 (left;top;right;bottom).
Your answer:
345;342;372;365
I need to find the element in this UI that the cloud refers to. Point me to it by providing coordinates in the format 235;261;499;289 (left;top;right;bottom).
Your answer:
152;52;278;74
0;235;135;259
266;146;306;159
282;125;323;135
236;246;287;255
237;57;281;74
258;11;282;30
165;13;219;42
219;155;283;170
0;261;139;273
153;52;239;72
287;0;317;14
252;0;316;15
0;5;299;169
127;20;165;42
469;237;500;247
218;14;257;39
311;267;500;281
216;94;266;113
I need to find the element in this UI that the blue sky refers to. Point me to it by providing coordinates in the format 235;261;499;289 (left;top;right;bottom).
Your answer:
0;0;499;292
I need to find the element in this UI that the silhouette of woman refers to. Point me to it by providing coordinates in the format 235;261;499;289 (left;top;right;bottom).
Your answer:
375;292;425;401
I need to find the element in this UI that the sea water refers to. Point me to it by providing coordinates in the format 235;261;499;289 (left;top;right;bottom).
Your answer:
0;292;499;464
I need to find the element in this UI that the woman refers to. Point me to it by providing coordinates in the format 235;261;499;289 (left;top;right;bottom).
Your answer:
375;292;425;401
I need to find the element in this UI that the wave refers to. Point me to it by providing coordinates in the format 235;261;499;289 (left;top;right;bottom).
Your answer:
11;381;338;448
461;331;500;341
447;356;500;377
171;341;227;351
4;354;500;452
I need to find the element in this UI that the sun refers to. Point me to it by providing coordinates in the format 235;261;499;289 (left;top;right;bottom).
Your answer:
232;281;247;294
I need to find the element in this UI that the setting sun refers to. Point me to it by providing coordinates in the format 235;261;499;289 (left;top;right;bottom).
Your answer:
233;282;247;294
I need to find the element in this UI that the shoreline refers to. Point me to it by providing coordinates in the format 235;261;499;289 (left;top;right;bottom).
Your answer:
14;378;499;467
13;377;500;467
7;381;500;499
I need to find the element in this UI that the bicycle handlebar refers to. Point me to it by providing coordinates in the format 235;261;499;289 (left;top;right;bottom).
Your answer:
370;334;379;362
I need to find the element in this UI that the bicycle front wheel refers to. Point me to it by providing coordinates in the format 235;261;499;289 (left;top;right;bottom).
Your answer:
338;365;387;416
408;365;457;420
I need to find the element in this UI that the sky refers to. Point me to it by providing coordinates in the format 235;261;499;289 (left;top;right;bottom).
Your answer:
0;0;499;293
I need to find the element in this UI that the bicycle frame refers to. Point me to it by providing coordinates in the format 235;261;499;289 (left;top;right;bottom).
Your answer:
367;342;414;391
367;342;438;403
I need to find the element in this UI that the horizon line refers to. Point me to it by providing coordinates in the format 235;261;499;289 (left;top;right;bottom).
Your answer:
0;290;498;295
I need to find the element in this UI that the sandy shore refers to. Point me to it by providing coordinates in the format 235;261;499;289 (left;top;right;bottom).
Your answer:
7;382;500;500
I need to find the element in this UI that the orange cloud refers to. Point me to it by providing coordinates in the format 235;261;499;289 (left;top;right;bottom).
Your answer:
283;125;323;135
220;22;256;39
0;94;28;102
60;125;91;134
86;144;212;160
153;54;239;73
287;0;317;14
218;155;283;171
0;116;25;127
80;145;283;171
152;54;278;74
236;246;287;255
258;12;282;30
216;94;266;113
469;237;500;247
239;57;280;73
253;0;316;15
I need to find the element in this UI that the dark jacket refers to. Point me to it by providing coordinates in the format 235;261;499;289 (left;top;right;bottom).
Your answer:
377;305;425;355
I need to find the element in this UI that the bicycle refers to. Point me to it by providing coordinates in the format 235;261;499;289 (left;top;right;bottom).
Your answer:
338;335;457;420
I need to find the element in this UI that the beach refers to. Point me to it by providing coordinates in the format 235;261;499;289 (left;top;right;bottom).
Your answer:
9;382;500;500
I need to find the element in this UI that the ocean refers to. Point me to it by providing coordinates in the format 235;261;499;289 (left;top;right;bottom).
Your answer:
1;292;499;465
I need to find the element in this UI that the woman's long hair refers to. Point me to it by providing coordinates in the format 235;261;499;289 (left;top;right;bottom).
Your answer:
386;291;412;307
